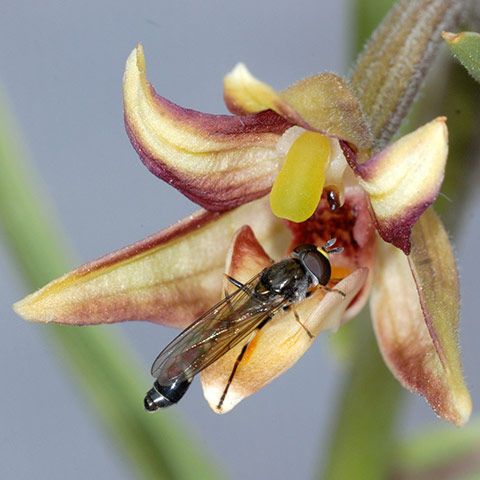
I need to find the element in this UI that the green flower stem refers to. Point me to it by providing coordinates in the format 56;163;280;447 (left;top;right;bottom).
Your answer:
394;418;480;479
321;315;402;479
322;1;479;478
0;93;222;480
320;2;402;478
350;0;394;59
351;0;462;146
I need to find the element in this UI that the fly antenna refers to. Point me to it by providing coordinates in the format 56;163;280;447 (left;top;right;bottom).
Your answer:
322;238;343;255
323;238;337;249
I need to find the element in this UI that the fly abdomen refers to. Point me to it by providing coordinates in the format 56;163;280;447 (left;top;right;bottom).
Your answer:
144;377;192;411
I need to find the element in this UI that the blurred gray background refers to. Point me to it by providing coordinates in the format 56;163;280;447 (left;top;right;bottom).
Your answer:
1;1;478;479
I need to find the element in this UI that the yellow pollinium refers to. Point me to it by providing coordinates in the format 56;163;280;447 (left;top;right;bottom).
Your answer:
270;131;331;222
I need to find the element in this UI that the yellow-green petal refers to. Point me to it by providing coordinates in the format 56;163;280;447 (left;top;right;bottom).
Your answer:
223;63;280;115
408;209;471;425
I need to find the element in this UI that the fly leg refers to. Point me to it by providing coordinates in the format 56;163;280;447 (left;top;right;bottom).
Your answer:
224;288;235;314
225;274;254;296
217;316;271;411
225;274;244;289
223;275;248;314
293;308;313;339
283;305;313;339
319;285;346;298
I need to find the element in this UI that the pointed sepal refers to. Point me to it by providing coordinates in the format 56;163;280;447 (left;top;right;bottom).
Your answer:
124;44;291;211
351;118;448;254
14;198;286;328
371;211;471;426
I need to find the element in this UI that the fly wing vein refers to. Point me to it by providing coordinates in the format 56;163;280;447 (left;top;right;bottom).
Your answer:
151;273;287;384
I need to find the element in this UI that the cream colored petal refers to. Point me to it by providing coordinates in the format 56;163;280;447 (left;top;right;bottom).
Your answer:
354;117;448;254
224;63;373;149
371;219;471;426
14;197;290;328
223;63;281;115
124;45;291;210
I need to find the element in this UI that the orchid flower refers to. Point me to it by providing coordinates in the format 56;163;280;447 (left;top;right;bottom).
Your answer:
14;0;471;425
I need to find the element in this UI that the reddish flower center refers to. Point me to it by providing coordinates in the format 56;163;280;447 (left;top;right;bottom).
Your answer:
286;188;376;281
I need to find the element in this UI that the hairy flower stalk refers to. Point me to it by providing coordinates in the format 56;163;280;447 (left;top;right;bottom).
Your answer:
352;0;465;146
14;0;471;424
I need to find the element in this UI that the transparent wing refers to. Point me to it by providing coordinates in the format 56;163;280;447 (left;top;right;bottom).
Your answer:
151;273;287;385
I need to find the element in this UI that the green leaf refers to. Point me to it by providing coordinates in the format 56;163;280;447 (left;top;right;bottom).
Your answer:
443;31;480;83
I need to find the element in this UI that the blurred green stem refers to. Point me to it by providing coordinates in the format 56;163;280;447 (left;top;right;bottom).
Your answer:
349;0;393;61
393;418;480;479
321;314;402;479
0;93;221;480
321;1;480;479
320;2;402;479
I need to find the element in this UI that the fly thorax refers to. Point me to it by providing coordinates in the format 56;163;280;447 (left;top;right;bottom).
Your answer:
259;259;309;300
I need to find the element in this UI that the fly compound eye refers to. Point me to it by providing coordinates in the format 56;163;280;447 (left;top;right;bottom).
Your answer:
301;250;331;286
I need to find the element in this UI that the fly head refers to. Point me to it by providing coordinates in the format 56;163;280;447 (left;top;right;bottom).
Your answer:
292;244;331;286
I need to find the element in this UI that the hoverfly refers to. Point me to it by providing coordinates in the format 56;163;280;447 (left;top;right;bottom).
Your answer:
144;240;343;412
